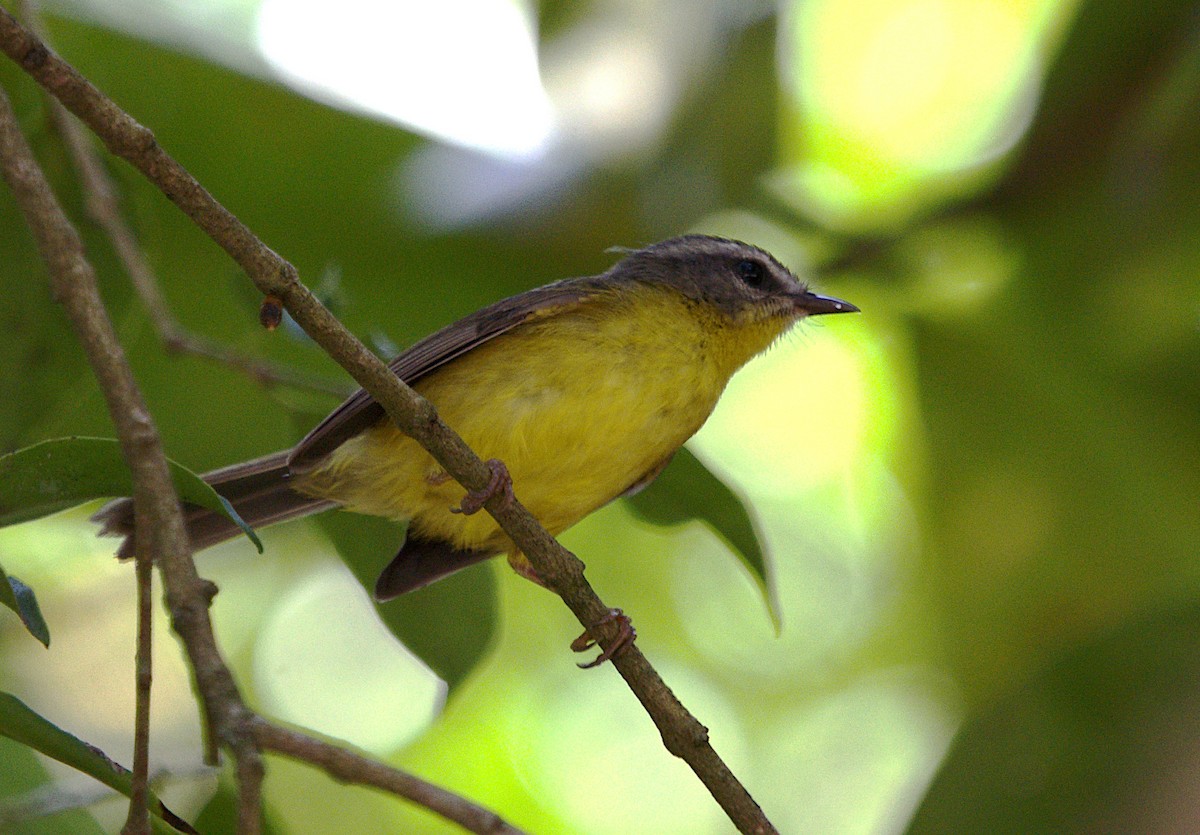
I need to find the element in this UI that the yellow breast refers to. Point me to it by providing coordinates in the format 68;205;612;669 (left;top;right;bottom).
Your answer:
294;285;789;555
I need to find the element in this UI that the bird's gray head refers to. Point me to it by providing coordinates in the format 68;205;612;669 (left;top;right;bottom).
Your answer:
610;235;857;322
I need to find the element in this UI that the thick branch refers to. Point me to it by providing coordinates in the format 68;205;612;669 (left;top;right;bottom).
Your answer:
0;11;776;832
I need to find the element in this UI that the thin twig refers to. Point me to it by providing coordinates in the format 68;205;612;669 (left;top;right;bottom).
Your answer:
253;720;526;835
11;0;347;400
122;523;154;835
0;11;778;833
71;141;352;396
49;94;349;397
0;66;262;835
235;753;264;833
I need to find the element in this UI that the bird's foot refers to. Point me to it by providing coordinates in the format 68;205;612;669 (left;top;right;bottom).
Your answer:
451;459;513;515
572;608;636;669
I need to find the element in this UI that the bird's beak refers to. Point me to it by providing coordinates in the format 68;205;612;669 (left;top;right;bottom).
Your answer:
795;290;859;316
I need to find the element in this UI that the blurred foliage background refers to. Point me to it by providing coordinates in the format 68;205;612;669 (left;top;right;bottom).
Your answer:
1;0;1198;832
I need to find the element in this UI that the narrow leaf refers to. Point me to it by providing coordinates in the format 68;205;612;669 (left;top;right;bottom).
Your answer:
624;446;779;626
0;437;261;551
0;692;197;833
0;565;49;647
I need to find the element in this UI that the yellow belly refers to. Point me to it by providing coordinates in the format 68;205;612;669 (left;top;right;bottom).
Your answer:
293;287;783;555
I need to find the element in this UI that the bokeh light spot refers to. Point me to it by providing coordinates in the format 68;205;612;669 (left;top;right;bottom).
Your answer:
503;662;746;834
779;0;1068;229
253;566;445;753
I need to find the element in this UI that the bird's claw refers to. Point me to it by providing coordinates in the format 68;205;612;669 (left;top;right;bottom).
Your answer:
572;608;636;669
451;459;513;515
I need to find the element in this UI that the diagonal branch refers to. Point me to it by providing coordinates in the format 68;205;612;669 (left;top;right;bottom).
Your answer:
0;10;778;833
252;720;527;835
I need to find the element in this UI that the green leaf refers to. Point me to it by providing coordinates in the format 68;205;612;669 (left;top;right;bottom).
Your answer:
0;735;107;834
316;511;497;691
0;437;261;552
0;566;49;648
0;692;197;834
624;446;778;626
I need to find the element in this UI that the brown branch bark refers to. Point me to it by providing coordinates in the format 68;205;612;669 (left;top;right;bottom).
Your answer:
0;9;778;833
252;720;526;835
122;528;154;835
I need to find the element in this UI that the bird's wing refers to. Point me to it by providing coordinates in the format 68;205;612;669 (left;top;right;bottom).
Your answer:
287;277;608;472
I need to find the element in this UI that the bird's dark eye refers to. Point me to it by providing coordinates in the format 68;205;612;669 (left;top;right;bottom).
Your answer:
735;259;766;288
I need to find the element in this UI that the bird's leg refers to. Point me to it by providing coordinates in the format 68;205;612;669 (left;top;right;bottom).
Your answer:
504;554;636;668
572;608;637;669
451;458;513;515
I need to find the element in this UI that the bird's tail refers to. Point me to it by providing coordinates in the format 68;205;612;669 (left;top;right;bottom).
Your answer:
92;451;338;558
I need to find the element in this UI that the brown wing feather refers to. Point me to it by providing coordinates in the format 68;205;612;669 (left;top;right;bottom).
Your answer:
373;534;494;600
287;276;610;473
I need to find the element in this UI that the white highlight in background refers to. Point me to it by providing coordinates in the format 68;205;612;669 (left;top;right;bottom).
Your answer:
255;0;554;158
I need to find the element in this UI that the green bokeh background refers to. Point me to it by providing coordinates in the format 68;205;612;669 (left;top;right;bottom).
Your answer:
1;0;1198;832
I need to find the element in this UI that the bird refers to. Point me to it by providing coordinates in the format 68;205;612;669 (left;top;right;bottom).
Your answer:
95;235;857;606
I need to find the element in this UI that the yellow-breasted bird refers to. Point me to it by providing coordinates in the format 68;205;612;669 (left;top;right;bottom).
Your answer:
95;235;857;601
